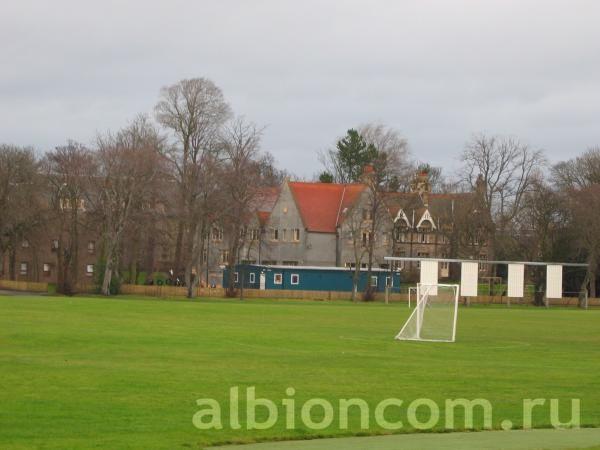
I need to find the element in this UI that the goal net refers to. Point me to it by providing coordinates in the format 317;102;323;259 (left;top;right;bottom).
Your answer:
395;283;459;342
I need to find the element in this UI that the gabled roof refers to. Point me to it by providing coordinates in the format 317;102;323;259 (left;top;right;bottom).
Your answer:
253;186;280;226
287;182;365;233
383;191;473;226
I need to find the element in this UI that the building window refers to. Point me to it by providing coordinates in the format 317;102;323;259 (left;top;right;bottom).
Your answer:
282;260;298;266
51;239;59;250
282;229;287;241
362;231;372;246
212;227;223;241
21;239;29;248
274;273;283;285
43;263;51;274
262;260;277;266
87;241;95;254
234;272;239;283
20;262;28;275
270;228;279;241
386;276;393;287
251;229;260;240
86;264;94;276
371;276;378;286
416;252;429;269
479;254;487;272
418;233;428;244
220;250;230;264
291;274;300;285
249;273;256;284
293;228;300;242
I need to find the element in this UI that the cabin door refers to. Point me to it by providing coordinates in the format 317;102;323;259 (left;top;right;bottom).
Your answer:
259;272;266;290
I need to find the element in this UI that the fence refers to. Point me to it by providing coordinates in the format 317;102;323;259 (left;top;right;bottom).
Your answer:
1;279;598;307
0;280;49;293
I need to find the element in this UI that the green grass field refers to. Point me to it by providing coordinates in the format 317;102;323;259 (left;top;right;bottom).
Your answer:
1;294;600;449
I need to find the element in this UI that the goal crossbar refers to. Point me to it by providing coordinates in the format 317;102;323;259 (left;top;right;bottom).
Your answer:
384;256;587;268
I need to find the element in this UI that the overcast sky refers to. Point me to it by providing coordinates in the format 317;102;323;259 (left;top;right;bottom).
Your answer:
2;0;599;178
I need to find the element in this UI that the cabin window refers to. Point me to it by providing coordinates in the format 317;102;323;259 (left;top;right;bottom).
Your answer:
249;273;256;284
291;274;300;285
386;276;393;287
234;272;239;283
274;273;283;285
371;276;378;286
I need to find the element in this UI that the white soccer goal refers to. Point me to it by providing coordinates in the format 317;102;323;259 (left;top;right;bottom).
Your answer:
408;286;417;308
396;283;459;343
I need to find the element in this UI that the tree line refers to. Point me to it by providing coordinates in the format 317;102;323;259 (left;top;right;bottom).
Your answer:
1;76;599;298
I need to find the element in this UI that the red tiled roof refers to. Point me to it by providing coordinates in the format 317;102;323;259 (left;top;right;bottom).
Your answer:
257;211;271;226
249;186;280;225
288;182;365;233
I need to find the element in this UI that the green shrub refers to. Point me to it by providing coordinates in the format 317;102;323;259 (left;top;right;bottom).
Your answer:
136;271;147;285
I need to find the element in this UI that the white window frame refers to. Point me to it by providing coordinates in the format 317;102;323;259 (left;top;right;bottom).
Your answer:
291;273;300;285
293;228;300;242
385;276;393;287
371;275;378;286
20;262;28;275
43;263;51;273
274;273;283;285
249;273;256;284
86;264;94;276
234;272;239;283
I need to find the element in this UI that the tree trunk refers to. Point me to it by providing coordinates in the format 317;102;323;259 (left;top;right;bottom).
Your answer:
102;259;112;296
9;246;16;281
173;221;184;278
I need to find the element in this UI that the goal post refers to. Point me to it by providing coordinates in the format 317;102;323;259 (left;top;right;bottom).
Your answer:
396;283;459;343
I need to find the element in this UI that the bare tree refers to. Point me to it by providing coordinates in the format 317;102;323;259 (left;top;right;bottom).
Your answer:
339;202;369;301
43;142;94;294
155;78;231;296
460;134;546;259
552;146;600;189
0;145;40;280
551;148;600;298
219;117;265;298
91;116;164;295
359;123;412;190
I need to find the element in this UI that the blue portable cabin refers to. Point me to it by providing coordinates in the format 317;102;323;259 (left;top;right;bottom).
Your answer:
223;264;401;293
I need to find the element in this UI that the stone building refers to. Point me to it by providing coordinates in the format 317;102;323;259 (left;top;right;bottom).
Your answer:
1;171;486;287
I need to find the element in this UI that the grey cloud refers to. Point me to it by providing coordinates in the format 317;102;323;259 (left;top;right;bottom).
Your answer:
1;0;599;176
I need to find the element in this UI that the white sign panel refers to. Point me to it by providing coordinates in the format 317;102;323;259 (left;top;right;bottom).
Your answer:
546;265;563;299
420;260;439;295
460;262;479;297
508;263;525;298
